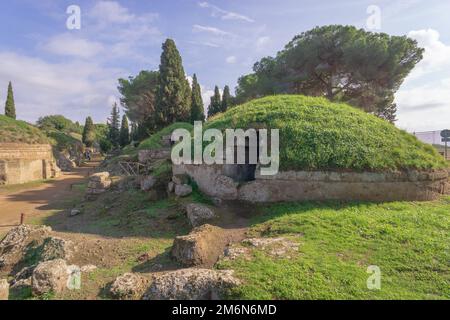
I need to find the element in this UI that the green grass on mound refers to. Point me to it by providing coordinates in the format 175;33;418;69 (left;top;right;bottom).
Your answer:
0;115;49;144
217;199;450;300
139;122;193;150
205;95;446;171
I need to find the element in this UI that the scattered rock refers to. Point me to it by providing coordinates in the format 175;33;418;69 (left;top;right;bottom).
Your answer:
0;225;52;269
222;245;251;261
86;172;111;198
186;203;217;227
110;273;149;300
32;259;70;295
175;184;192;197
57;152;76;172
171;224;231;267
40;237;75;262
242;237;299;257
172;174;190;185
70;209;81;217
80;265;97;273
140;176;156;191
144;268;240;300
0;279;9;300
11;265;35;285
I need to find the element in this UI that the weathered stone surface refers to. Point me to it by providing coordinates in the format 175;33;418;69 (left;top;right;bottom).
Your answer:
140;175;156;191
243;237;299;257
11;265;35;285
144;268;240;300
175;184;192;197
167;182;175;193
86;172;111;197
57;152;76;172
171;224;229;267
110;273;149;300
80;265;97;273
0;225;52;269
172;174;189;185
0;279;9;300
70;209;81;217
40;237;75;262
138;149;171;163
186;203;217;227
32;259;69;295
0;143;60;185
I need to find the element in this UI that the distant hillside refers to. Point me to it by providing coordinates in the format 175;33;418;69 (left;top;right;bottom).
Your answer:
0;115;50;144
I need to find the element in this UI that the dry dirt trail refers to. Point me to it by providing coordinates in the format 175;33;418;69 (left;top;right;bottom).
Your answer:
0;162;98;235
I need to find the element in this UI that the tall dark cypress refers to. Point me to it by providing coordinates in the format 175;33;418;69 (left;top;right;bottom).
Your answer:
155;39;191;127
4;81;16;119
207;86;221;118
108;103;120;148
221;85;232;113
119;115;130;147
82;116;96;147
190;74;205;122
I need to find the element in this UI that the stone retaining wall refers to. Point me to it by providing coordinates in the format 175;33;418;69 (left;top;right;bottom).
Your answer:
0;143;60;185
173;163;449;203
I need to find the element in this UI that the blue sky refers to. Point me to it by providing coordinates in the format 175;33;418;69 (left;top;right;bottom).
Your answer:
1;0;450;131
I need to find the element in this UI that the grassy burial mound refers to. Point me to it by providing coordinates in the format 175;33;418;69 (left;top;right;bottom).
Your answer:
0;115;49;144
138;122;193;151
205;95;446;172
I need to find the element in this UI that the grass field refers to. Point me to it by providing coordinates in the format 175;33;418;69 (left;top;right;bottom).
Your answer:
206;95;446;171
0;115;49;144
217;198;450;300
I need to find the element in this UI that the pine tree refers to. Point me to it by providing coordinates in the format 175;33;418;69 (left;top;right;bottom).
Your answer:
119;115;130;147
221;85;232;113
190;74;205;122
155;39;191;127
4;81;16;119
108;103;121;148
82;116;96;147
207;86;221;118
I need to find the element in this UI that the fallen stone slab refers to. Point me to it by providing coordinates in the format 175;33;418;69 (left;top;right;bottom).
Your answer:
186;203;217;227
32;259;70;296
175;184;192;197
171;224;231;267
143;268;240;300
110;273;149;300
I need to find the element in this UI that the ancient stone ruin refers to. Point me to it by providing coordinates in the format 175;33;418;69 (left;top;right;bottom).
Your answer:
0;143;60;185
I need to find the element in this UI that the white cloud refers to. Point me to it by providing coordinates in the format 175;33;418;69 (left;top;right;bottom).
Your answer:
226;56;237;64
256;36;270;50
193;24;233;36
89;0;135;24
406;29;450;79
41;33;104;58
198;2;254;23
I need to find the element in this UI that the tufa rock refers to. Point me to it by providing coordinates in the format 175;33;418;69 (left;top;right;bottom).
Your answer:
140;176;156;191
175;184;192;197
110;273;149;300
40;237;75;262
31;259;70;295
171;224;230;267
167;182;175;193
172;174;190;185
143;268;240;300
86;172;111;198
185;203;217;227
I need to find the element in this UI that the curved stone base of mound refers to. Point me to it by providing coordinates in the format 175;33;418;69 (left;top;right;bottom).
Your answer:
173;164;449;203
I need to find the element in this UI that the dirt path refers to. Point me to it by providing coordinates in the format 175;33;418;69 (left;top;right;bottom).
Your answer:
0;166;92;234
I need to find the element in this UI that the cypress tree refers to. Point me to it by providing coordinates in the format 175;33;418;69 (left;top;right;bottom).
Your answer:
221;85;232;113
108;103;120;148
4;81;16;119
82;116;96;147
207;86;221;118
119;115;130;147
190;74;205;122
155;39;191;127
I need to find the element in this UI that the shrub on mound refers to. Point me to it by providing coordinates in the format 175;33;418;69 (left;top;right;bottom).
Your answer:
138;122;193;150
0;115;49;144
205;95;446;171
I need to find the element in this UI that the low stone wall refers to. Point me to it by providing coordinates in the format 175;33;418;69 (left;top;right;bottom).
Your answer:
173;164;449;203
0;143;60;185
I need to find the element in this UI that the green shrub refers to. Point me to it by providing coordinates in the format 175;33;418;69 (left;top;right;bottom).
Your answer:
138;122;193;150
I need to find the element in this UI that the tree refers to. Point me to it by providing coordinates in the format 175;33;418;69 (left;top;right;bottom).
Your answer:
235;25;424;122
4;81;16;119
190;74;205;122
221;85;232;112
108;103;120;148
155;39;191;127
117;70;159;136
82;116;96;147
207;86;222;118
37;115;81;133
119;115;130;147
